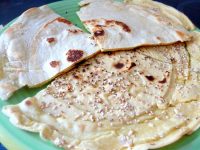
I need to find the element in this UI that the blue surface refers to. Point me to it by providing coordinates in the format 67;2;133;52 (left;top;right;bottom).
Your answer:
0;144;5;150
0;0;200;150
0;0;199;27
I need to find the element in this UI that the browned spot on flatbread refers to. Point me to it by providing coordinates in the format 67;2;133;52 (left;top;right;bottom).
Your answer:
67;83;73;92
176;31;186;38
82;68;86;72
81;2;90;7
145;75;155;81
72;73;83;80
165;71;170;77
93;24;105;37
68;29;83;34
128;62;136;70
106;20;131;32
95;25;106;28
57;17;72;25
105;52;113;56
94;29;105;37
170;58;176;63
84;63;91;67
25;100;32;106
84;19;131;33
158;78;167;84
47;37;55;43
113;62;124;69
83;19;96;25
50;61;60;68
156;36;161;41
44;17;72;29
67;50;84;62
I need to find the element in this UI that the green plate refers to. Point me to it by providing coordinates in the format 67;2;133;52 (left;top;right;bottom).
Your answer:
0;0;200;150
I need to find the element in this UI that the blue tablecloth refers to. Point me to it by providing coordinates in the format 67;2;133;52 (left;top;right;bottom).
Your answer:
0;144;5;150
0;0;199;27
0;0;200;150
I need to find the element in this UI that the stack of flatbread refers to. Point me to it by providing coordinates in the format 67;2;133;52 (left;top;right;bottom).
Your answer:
1;0;200;150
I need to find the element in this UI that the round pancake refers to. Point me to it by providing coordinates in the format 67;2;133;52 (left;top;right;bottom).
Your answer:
3;37;200;149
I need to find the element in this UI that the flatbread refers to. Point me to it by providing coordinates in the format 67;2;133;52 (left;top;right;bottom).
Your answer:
3;40;200;149
171;31;200;104
125;0;195;30
1;1;200;149
0;6;99;100
3;97;200;150
77;0;193;51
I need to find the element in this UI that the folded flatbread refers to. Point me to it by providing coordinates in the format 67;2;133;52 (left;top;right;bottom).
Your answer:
77;0;194;51
3;32;200;149
0;0;195;101
0;6;99;100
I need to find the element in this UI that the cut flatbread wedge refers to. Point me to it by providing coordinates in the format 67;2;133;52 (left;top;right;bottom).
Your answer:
3;42;200;150
77;0;193;51
125;0;195;30
0;6;99;100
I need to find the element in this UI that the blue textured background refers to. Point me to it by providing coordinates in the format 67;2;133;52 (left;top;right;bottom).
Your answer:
0;0;200;150
0;0;199;27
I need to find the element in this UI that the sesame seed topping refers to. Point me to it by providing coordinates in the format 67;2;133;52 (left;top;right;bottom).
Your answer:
42;44;184;129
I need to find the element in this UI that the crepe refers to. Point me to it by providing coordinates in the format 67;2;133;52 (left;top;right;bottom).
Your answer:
77;0;193;51
0;6;99;100
3;35;200;149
